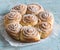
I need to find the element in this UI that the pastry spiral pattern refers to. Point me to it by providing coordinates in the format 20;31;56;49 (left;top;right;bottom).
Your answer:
6;22;22;33
39;22;52;32
27;4;44;15
5;11;22;20
38;22;52;39
21;14;38;26
20;26;40;42
6;22;22;40
4;3;54;42
4;11;22;26
11;4;27;15
38;11;54;25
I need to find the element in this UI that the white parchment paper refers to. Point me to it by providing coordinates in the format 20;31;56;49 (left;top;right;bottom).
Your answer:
0;16;59;47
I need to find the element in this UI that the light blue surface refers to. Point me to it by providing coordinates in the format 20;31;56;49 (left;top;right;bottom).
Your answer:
0;0;60;50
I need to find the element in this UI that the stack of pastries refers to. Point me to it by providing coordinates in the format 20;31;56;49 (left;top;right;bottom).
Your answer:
4;4;54;42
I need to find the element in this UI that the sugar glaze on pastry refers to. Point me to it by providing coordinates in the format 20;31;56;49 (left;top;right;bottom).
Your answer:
38;22;52;39
20;26;40;42
11;4;27;15
21;14;38;26
38;11;54;25
27;4;44;15
4;11;22;26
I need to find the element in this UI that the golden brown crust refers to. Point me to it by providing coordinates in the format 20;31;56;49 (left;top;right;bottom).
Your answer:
21;14;38;26
37;11;54;25
38;22;52;39
6;29;20;40
41;30;52;39
11;4;27;15
4;4;54;42
27;4;44;15
20;26;41;42
4;11;22;26
5;22;22;40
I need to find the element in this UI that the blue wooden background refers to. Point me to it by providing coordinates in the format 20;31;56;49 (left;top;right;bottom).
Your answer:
0;0;60;50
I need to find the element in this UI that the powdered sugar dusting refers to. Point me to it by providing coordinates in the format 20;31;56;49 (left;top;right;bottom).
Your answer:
6;22;22;33
23;14;38;21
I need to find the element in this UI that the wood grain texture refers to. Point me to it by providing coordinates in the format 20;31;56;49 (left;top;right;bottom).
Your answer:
0;0;60;50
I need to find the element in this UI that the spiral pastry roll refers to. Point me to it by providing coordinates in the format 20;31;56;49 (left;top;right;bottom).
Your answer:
20;26;40;42
4;11;22;26
38;11;54;25
6;22;22;40
21;14;38;26
11;4;27;15
27;4;44;15
38;22;52;39
4;3;54;42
